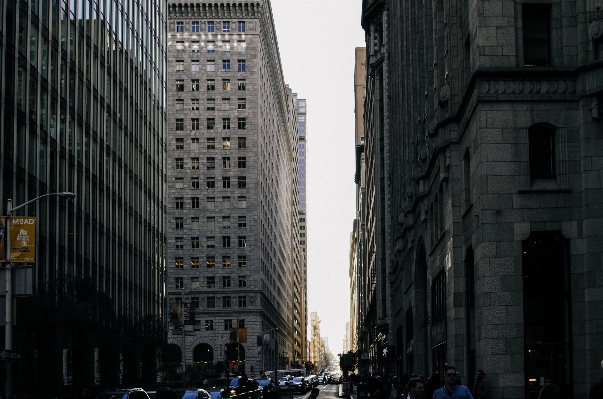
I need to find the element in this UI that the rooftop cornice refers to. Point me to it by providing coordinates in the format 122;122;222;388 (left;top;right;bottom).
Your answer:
168;1;262;19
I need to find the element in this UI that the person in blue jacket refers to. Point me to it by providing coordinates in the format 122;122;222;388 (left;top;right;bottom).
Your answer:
432;366;474;399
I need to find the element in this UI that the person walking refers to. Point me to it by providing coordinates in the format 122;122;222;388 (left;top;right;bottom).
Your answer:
471;370;489;399
590;359;603;399
432;367;474;399
406;378;425;399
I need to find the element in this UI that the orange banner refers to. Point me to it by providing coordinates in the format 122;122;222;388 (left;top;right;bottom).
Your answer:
9;217;36;263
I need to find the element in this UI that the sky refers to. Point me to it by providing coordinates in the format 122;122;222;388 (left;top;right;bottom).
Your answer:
270;1;366;354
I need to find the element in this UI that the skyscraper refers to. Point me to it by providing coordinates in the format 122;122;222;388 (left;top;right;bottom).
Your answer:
0;0;168;394
166;1;303;375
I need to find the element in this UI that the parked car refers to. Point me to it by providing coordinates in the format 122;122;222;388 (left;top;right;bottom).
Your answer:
96;388;151;399
221;376;262;399
255;378;276;399
289;377;310;393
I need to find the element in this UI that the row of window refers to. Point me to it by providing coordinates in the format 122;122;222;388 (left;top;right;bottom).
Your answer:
175;215;247;230
175;118;247;130
174;40;246;53
174;176;247;189
175;59;247;72
176;79;246;91
200;319;245;331
173;236;247;248
174;255;247;268
175;137;247;150
175;98;247;111
176;21;246;33
175;157;247;169
174;196;247;209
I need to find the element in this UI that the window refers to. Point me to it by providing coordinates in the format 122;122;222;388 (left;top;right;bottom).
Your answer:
238;137;246;148
192;21;200;32
222;276;231;288
223;137;231;149
175;197;184;209
175;178;184;190
191;118;200;130
238;196;246;208
207;255;216;268
175;218;184;230
190;60;200;72
223;256;231;268
522;5;551;67
191;41;200;52
176;41;184;52
175;119;184;131
205;320;214;330
191;158;200;169
223;177;231;188
238;236;247;248
207;60;216;72
463;148;471;208
207;41;215;52
191;237;200;249
223;236;231;248
207;297;216;309
238;216;246;228
238;276;247;288
223;216;231;229
207;21;215;32
238;98;246;110
238;319;245;328
431;271;446;322
223;296;232;308
191;197;200;209
207;157;216;170
238;256;247;267
175;257;184;268
529;124;555;179
237;157;246;168
176;79;184;91
223;157;231;168
222;98;231;111
175;158;184;169
207;79;215;90
223;21;230;32
222;196;231;209
222;41;231;52
206;217;215;229
223;60;231;71
207;99;215;111
207;138;215;149
207;276;216;289
224;319;233;330
176;22;184;32
191;178;200;189
237;41;246;52
223;118;231;130
176;99;184;110
238;176;246;188
206;237;215;249
207;177;215;189
237;79;246;90
207;118;216;130
238;296;247;307
223;79;231;90
207;197;215;209
237;60;246;72
175;277;184;289
191;99;200;111
238;21;246;32
191;257;200;268
191;79;199;91
238;118;247;129
176;60;184;71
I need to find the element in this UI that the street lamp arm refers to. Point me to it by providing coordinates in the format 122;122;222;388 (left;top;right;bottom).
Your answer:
8;192;76;214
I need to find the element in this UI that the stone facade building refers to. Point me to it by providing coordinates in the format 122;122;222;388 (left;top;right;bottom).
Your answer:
166;0;304;376
358;0;603;397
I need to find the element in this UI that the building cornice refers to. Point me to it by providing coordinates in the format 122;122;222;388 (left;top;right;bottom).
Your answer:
168;1;262;19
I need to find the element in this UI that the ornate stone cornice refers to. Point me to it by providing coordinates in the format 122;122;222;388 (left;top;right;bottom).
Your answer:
168;1;262;19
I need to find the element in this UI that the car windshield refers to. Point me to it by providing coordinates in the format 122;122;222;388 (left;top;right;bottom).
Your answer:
178;393;199;399
256;380;271;387
292;378;304;383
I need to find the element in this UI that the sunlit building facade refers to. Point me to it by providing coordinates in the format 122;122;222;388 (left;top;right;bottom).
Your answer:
0;0;168;395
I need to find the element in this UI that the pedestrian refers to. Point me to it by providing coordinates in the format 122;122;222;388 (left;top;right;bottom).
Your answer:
309;388;320;399
391;376;404;399
471;370;489;399
406;378;425;399
537;383;560;399
590;359;603;399
432;366;474;399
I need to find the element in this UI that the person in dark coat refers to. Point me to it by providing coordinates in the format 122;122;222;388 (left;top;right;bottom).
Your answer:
471;370;489;399
537;383;560;399
590;360;603;399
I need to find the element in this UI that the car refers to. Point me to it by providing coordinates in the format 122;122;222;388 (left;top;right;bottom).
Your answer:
288;377;309;393
306;375;318;388
220;376;262;399
96;388;151;399
255;378;276;399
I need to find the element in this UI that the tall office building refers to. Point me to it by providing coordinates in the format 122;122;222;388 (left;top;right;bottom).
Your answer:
166;1;303;375
0;0;168;395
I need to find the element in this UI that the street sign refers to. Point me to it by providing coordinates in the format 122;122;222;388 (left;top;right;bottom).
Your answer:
0;349;21;361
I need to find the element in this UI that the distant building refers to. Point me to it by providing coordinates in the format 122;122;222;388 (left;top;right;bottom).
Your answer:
166;1;303;376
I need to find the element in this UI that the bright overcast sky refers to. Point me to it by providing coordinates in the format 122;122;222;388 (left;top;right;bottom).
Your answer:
270;1;366;354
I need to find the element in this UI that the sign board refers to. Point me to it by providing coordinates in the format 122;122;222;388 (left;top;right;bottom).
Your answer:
430;318;447;348
0;266;33;296
183;302;195;325
0;349;21;361
9;217;37;263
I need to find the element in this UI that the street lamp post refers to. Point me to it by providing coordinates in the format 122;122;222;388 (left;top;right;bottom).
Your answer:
4;192;75;397
180;287;198;387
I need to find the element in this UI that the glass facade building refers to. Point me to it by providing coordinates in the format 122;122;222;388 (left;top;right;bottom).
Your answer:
0;0;167;393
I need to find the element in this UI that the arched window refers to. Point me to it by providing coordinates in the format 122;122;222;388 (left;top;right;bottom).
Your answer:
529;124;556;179
193;343;214;363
